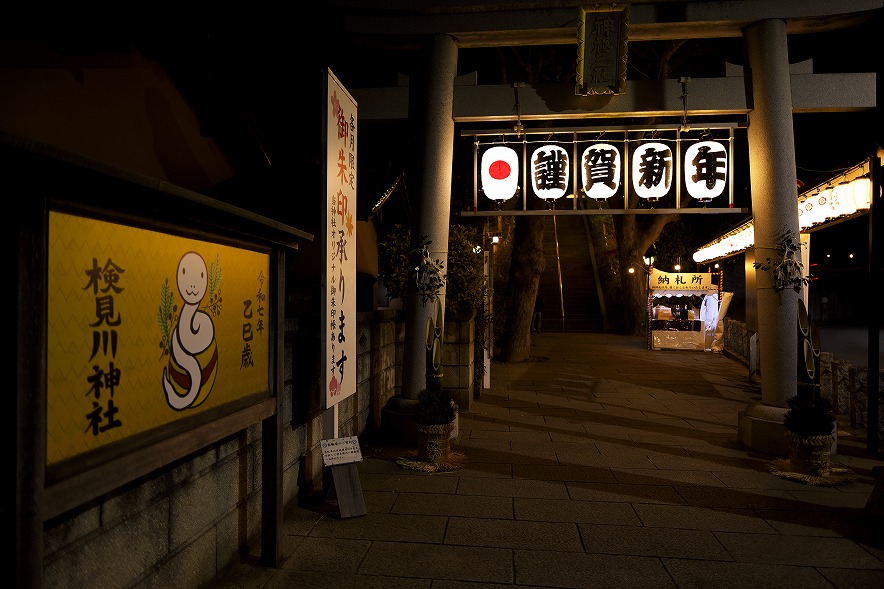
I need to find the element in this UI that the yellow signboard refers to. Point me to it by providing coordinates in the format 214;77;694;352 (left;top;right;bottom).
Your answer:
650;269;716;292
47;211;271;465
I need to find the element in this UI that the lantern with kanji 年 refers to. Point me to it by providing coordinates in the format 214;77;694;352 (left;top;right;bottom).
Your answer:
581;143;621;200
684;140;727;203
631;142;672;202
531;144;569;201
481;145;519;202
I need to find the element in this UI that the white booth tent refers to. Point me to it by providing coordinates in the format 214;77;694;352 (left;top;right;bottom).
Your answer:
648;269;732;351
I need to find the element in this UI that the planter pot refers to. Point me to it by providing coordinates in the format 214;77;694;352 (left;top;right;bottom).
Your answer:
786;432;834;477
416;421;454;464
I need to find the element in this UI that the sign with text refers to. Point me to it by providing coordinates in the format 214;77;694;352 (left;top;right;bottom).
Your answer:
650;270;716;292
323;68;357;409
47;211;271;465
320;436;363;466
576;4;629;95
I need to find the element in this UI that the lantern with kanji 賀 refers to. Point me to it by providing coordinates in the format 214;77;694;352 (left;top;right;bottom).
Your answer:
581;143;620;200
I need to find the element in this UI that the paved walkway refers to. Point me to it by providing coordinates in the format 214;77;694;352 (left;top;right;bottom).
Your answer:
217;333;884;589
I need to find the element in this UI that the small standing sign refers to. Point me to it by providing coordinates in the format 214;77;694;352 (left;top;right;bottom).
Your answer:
319;436;366;518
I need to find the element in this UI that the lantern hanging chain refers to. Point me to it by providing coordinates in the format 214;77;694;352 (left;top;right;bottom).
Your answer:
512;82;525;138
679;77;691;132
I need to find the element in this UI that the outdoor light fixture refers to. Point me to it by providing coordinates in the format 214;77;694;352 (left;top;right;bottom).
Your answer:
481;145;519;202
642;244;656;268
632;142;672;202
684;140;727;203
581;143;621;200
531;144;569;202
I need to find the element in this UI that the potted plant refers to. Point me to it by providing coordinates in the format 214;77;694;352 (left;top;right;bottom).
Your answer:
783;392;837;477
413;386;458;464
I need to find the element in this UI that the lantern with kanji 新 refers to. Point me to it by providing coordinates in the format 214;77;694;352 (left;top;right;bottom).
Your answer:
632;142;672;202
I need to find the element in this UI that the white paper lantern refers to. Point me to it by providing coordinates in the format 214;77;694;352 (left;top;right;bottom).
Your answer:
632;142;672;201
481;146;519;201
531;145;569;200
581;143;620;200
829;181;856;218
684;140;727;203
852;176;872;210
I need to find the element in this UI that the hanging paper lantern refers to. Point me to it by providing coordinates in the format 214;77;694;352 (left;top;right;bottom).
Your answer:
684;140;727;203
531;144;569;200
852;176;872;210
816;188;836;223
829;181;856;218
581;143;620;200
632;142;672;201
799;194;821;229
481;146;519;202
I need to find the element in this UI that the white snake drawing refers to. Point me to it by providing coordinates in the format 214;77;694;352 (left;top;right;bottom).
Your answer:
163;252;216;410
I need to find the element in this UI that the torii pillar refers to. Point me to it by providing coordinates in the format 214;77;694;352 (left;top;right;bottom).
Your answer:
737;18;802;455
401;33;458;400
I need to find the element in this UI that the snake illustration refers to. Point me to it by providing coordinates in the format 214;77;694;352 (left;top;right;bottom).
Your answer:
163;251;218;410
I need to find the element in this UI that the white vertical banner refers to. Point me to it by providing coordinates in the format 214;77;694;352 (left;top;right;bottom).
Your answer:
323;68;357;409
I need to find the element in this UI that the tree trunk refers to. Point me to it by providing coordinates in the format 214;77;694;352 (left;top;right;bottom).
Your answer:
498;216;545;361
613;214;677;335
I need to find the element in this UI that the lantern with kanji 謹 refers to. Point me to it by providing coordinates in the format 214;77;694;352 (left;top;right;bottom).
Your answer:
531;144;569;206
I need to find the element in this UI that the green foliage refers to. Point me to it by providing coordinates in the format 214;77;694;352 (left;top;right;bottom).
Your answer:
414;388;457;425
378;223;487;314
378;225;445;306
377;223;413;303
753;229;812;293
783;394;836;437
445;224;487;317
207;254;223;316
157;278;175;358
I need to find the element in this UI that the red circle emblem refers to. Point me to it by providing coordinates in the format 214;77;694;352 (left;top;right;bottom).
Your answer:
488;160;511;180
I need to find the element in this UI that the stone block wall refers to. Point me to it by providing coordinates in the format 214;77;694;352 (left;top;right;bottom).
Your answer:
722;318;883;442
41;310;467;588
442;316;475;413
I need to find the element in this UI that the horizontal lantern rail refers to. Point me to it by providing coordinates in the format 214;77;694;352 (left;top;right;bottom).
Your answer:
460;123;749;217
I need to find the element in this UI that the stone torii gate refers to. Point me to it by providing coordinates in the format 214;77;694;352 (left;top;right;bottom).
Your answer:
346;0;880;455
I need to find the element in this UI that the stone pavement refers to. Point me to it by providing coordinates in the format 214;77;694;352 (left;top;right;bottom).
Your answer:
216;332;884;589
